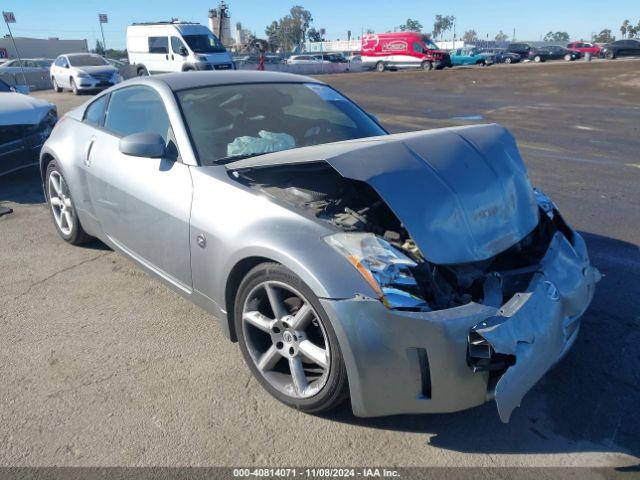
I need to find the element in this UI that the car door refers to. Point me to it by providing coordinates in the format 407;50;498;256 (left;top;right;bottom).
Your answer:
147;36;170;73
84;85;193;291
170;36;188;72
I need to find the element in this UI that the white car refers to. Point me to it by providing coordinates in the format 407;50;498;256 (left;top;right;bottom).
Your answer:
286;55;331;65
50;53;122;95
0;78;57;176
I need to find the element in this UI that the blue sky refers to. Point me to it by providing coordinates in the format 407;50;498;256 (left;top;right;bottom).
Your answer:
1;0;637;49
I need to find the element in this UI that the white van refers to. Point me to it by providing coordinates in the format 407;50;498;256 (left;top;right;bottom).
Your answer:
126;21;235;75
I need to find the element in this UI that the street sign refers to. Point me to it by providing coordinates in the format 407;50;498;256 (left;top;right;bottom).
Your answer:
3;11;16;23
98;13;108;23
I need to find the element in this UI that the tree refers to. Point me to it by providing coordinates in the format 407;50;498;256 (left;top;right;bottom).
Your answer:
628;22;639;38
495;30;508;42
592;29;615;43
462;30;478;43
543;31;570;42
307;27;322;42
432;15;455;41
94;40;105;55
365;28;375;34
620;19;630;38
399;18;423;32
264;6;314;52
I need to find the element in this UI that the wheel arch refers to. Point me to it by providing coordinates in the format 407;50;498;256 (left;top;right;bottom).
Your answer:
224;256;273;342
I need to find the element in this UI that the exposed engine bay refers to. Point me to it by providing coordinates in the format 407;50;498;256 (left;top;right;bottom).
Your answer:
231;161;562;312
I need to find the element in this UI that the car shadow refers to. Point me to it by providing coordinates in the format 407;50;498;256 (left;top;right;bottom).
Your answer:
320;231;640;459
1;166;109;251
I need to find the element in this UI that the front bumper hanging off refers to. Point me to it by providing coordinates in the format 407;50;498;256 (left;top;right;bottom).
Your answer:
321;229;599;422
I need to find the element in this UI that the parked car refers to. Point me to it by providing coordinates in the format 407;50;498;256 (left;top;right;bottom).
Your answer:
40;71;599;423
529;46;581;62
0;58;51;70
478;48;521;64
567;42;601;57
361;31;451;71
450;48;494;66
286;55;330;65
600;39;640;59
50;53;122;95
0;78;56;176
507;42;533;58
314;53;348;63
127;21;235;75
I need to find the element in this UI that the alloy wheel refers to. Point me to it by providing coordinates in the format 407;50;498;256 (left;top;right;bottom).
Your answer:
241;280;330;399
48;170;74;236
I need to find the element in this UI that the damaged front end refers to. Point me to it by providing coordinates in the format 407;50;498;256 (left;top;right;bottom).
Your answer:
227;124;599;421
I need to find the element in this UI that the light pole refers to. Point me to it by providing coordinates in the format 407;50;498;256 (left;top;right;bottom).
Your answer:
98;13;108;53
2;11;27;88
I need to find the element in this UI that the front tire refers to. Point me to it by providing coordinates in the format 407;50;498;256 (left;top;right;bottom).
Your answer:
534;55;543;63
421;61;433;72
45;161;92;245
70;78;80;95
504;57;512;64
52;77;62;93
564;53;572;61
234;262;349;413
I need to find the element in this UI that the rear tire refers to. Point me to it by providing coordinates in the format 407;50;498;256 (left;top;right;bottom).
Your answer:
45;161;92;245
534;55;543;63
234;262;349;414
606;50;615;60
375;61;385;72
52;77;62;93
564;53;572;61
137;66;149;76
504;57;512;64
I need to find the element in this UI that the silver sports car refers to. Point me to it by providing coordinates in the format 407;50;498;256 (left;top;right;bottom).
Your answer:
41;71;599;422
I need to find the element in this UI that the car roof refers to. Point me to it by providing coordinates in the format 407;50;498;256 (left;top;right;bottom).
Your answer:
129;71;323;92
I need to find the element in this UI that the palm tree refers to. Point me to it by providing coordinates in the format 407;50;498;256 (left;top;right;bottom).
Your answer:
620;20;630;39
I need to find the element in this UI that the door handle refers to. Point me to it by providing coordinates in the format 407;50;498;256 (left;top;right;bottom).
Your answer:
165;54;169;60
171;54;174;60
85;136;96;167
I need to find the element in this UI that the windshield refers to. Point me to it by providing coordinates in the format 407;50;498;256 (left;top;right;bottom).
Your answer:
182;34;226;53
423;38;439;50
68;55;108;67
177;82;386;165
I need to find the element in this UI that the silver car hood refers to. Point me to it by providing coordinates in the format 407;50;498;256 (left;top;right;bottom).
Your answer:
227;124;539;265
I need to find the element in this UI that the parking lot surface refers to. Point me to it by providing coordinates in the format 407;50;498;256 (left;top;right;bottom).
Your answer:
1;60;639;468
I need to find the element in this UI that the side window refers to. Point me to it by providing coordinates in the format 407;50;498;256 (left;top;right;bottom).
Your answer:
413;42;424;54
103;86;178;159
171;36;186;54
148;36;169;54
83;94;108;126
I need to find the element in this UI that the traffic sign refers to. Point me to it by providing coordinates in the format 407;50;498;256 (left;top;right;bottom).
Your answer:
3;12;16;23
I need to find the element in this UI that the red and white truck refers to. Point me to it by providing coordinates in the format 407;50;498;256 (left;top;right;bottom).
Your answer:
360;31;452;72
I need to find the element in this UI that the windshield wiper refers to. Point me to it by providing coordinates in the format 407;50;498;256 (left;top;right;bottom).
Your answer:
212;152;269;165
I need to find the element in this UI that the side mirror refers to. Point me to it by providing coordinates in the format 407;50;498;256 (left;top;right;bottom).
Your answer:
179;46;188;57
119;132;166;158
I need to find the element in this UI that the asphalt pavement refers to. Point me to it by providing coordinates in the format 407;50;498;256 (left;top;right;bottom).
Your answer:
1;59;639;469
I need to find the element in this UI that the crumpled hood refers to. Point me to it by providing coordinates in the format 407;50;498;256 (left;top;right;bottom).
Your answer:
227;124;540;265
0;92;53;126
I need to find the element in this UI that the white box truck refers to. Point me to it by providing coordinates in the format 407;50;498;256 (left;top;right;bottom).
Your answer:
127;21;235;75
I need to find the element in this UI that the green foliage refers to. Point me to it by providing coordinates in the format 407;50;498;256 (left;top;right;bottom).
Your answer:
432;15;455;40
399;18;423;32
543;31;570;42
264;5;314;52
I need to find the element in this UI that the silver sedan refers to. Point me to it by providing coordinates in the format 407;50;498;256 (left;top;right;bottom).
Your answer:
40;71;599;422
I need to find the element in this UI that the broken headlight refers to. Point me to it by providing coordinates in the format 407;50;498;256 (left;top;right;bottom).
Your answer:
325;233;428;310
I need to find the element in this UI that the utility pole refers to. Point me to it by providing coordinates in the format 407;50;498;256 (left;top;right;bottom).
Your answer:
98;13;108;53
513;28;516;41
2;11;27;87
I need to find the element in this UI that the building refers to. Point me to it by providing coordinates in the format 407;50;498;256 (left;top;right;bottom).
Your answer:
208;1;233;47
0;36;88;59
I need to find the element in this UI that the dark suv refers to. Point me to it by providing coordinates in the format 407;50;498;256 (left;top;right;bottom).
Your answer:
507;43;533;57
